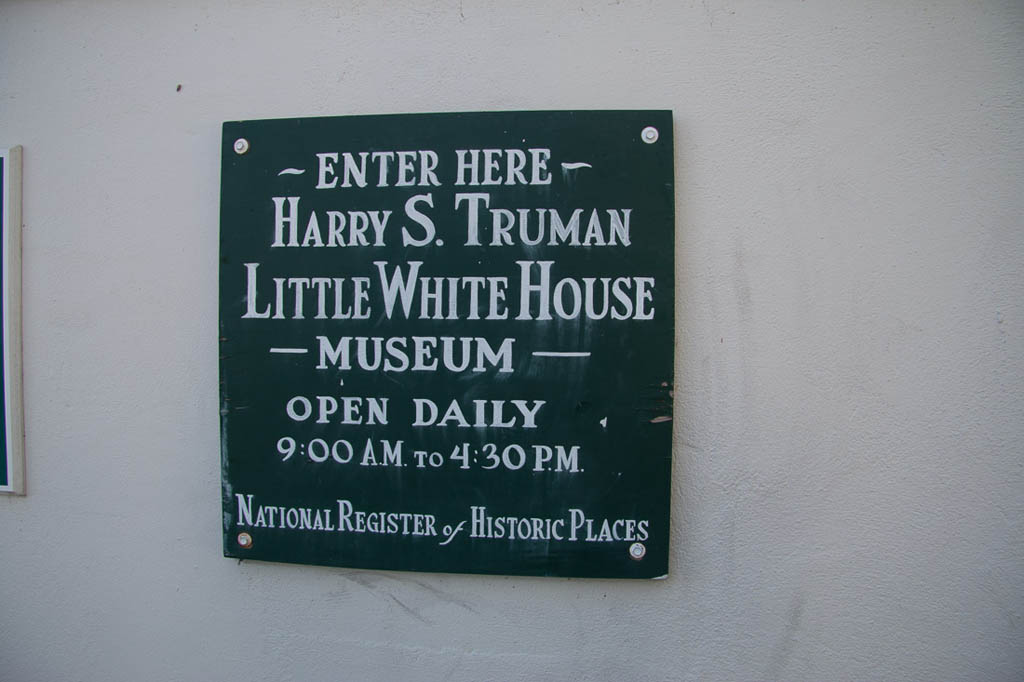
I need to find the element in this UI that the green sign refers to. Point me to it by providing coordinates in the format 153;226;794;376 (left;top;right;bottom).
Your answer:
220;111;674;578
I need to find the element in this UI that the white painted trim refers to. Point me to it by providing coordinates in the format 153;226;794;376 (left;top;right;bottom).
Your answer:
0;146;24;495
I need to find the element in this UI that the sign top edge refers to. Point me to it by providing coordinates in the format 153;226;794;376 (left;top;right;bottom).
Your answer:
222;110;673;127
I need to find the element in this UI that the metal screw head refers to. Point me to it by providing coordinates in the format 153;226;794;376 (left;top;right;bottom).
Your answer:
233;138;250;154
641;126;659;144
237;532;253;548
629;542;646;560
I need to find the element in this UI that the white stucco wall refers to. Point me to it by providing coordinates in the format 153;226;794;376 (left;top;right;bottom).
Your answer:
1;1;1021;680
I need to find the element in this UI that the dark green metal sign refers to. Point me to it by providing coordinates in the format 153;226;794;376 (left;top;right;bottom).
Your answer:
220;111;674;578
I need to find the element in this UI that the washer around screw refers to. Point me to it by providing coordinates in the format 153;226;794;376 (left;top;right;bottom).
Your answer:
233;138;250;154
641;126;659;144
629;542;646;560
237;532;253;548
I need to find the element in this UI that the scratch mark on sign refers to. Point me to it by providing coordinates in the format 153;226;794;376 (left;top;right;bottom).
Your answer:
561;162;592;170
269;347;308;354
277;168;306;176
635;381;674;421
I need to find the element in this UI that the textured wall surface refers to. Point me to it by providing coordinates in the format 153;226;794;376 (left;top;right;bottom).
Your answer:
1;2;1022;680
